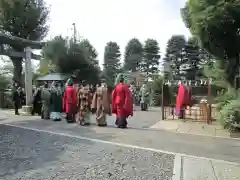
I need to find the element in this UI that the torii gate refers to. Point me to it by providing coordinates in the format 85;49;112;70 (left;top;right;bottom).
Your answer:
0;33;45;113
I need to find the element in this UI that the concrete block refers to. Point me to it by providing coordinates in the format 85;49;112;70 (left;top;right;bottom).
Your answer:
182;156;217;180
211;160;240;180
21;105;32;115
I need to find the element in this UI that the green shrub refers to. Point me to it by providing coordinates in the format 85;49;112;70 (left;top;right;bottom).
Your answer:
215;88;237;111
217;90;240;131
150;77;162;106
150;77;171;106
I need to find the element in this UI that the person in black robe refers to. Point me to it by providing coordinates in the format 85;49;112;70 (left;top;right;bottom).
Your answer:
31;87;42;115
19;88;25;108
12;87;22;115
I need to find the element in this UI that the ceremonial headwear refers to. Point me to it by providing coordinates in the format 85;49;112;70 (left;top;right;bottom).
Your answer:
66;78;73;86
114;74;124;85
82;80;86;86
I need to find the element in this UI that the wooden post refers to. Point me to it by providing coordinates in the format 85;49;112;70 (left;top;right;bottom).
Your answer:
207;79;212;124
161;80;164;120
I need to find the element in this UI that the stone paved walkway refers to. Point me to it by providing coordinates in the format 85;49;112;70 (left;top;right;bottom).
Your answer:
175;155;240;180
0;107;161;129
1;107;240;139
150;119;240;139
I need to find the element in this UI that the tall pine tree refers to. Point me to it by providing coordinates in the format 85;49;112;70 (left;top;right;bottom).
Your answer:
123;38;143;72
0;0;49;84
79;39;99;66
182;37;207;80
142;39;160;78
103;41;121;85
164;35;186;79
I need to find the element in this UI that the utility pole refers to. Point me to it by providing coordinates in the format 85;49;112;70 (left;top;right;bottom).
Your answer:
72;23;76;43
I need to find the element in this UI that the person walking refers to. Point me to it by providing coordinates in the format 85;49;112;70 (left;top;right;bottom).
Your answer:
31;87;42;116
50;82;62;121
77;81;92;126
41;82;51;119
12;87;22;115
63;78;78;123
112;74;133;128
91;80;111;126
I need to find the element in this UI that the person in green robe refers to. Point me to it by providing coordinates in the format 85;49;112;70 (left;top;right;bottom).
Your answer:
50;81;62;121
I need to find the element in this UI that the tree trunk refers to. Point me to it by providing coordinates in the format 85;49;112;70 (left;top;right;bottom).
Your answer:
11;57;23;85
226;55;239;88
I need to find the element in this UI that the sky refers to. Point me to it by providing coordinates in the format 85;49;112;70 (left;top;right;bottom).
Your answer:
45;0;190;68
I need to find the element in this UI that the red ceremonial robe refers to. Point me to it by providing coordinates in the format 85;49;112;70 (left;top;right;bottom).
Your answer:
175;83;187;116
112;83;133;122
63;86;78;115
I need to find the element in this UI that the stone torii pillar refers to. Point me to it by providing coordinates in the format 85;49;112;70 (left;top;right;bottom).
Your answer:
0;33;45;114
24;47;33;111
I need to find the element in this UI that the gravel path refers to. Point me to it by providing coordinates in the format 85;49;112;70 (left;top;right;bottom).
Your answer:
0;125;174;180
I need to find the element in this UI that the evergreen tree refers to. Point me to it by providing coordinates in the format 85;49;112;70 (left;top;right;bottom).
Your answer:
103;41;121;85
0;0;49;84
164;35;186;79
142;39;160;78
181;0;240;128
42;36;100;84
181;37;202;80
181;0;240;87
123;38;143;72
161;56;171;79
79;39;99;66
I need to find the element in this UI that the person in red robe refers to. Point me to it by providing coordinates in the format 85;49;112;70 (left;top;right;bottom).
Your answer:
112;74;133;128
175;82;192;119
63;79;78;123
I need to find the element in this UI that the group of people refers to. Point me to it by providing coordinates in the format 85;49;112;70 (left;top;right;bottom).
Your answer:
29;74;133;128
12;75;194;127
63;75;133;128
